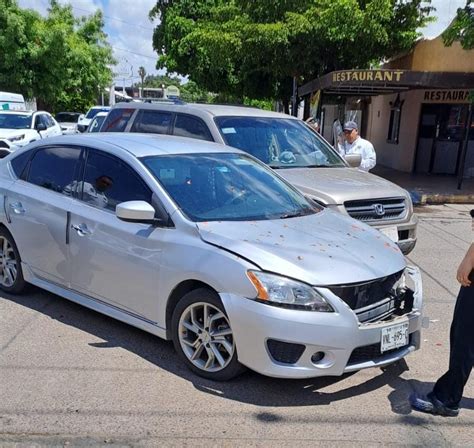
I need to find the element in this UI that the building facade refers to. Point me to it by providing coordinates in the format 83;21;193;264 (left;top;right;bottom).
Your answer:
299;36;474;181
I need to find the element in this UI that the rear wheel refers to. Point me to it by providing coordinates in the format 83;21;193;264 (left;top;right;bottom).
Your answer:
171;288;246;381
0;228;26;294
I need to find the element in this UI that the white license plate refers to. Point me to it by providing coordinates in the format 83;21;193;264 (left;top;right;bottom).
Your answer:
381;322;409;353
380;226;399;242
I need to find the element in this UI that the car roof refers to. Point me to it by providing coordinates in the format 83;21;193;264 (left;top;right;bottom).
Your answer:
0;110;34;116
89;106;110;110
112;101;296;119
25;132;241;158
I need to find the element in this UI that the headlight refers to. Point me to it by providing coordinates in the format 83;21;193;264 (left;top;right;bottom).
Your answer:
247;270;334;312
8;134;25;142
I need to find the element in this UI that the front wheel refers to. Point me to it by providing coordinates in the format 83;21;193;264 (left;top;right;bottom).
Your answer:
171;288;246;381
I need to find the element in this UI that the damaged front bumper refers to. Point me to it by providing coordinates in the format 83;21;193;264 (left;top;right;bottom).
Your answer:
221;266;423;379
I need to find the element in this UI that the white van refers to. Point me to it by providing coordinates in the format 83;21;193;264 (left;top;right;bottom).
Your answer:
0;92;26;111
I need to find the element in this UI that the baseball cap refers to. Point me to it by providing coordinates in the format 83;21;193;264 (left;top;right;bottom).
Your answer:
343;120;358;131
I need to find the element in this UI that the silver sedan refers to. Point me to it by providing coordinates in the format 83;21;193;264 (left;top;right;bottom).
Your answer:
0;134;423;380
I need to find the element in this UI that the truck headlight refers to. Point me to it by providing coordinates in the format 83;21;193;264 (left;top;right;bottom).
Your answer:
247;270;334;312
8;134;25;142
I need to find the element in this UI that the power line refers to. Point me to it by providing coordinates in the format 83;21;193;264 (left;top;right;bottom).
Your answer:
111;46;157;60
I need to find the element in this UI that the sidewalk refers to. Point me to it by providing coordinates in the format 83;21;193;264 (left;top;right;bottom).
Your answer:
372;165;474;205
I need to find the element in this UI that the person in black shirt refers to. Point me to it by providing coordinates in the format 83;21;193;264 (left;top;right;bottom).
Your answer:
410;209;474;417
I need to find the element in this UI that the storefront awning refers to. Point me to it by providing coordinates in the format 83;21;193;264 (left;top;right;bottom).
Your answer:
298;69;474;97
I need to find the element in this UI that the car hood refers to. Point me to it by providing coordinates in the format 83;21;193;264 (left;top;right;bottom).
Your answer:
276;167;408;205
0;129;33;139
197;210;405;286
59;122;77;128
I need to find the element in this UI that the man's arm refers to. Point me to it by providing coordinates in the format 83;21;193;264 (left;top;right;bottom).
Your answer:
360;141;376;171
457;243;474;287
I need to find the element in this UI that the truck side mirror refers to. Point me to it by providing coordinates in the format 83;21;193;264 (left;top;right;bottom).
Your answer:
345;153;362;168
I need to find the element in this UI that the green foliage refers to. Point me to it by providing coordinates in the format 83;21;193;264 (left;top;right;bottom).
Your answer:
150;0;434;102
180;80;215;103
442;1;473;50
0;0;114;112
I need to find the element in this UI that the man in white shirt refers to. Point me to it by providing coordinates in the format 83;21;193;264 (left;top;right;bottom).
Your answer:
342;121;376;172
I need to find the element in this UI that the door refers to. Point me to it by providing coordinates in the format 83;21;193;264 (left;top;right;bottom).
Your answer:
5;146;83;285
415;104;468;175
69;150;164;321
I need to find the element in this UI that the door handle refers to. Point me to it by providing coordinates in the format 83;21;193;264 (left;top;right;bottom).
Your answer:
71;223;92;237
9;202;25;214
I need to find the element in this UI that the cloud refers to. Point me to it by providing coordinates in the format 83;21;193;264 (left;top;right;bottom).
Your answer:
102;0;162;83
18;0;163;83
421;0;467;38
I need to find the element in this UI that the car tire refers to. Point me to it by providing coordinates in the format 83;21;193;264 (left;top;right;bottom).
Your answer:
171;288;246;381
0;227;27;294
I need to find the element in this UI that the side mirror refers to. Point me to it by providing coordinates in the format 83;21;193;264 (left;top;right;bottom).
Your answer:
79;114;85;121
36;123;47;132
116;201;156;223
344;153;362;168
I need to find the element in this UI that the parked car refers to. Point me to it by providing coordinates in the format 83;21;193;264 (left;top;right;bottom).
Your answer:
56;112;81;135
0;133;423;381
0;110;62;158
0;91;26;111
77;106;110;132
100;103;418;254
87;111;108;133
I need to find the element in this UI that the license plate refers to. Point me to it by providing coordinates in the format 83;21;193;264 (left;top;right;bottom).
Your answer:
381;322;409;353
380;226;399;242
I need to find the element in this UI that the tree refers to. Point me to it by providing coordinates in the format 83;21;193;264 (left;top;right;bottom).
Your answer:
138;66;147;96
149;0;434;104
442;0;473;50
0;0;114;112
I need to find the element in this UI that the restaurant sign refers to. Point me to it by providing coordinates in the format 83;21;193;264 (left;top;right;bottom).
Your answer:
423;90;471;103
332;70;405;83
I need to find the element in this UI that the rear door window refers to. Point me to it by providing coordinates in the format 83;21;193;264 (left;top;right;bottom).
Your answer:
130;110;172;134
101;108;135;132
173;114;213;141
26;146;82;195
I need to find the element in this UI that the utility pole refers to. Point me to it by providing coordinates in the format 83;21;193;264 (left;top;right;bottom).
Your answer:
291;76;298;117
457;94;473;190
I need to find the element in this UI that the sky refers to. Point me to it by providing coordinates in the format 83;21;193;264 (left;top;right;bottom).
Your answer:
18;0;467;87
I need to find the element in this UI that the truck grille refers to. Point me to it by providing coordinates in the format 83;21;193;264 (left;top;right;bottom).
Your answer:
344;197;406;222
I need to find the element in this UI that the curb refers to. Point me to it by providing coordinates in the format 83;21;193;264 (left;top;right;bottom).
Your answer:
409;190;474;205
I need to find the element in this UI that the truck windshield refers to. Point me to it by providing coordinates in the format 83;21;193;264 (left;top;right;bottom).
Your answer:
0;113;32;129
215;116;345;169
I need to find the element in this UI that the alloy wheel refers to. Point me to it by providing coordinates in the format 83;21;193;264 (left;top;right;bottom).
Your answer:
0;236;17;288
178;301;235;372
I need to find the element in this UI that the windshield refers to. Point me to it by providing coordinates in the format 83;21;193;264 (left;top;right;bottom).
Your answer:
85;108;109;119
88;115;106;132
0;113;32;130
215;117;345;169
141;153;319;222
56;113;80;123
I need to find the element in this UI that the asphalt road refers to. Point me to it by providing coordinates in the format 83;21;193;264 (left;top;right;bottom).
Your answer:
1;204;472;447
